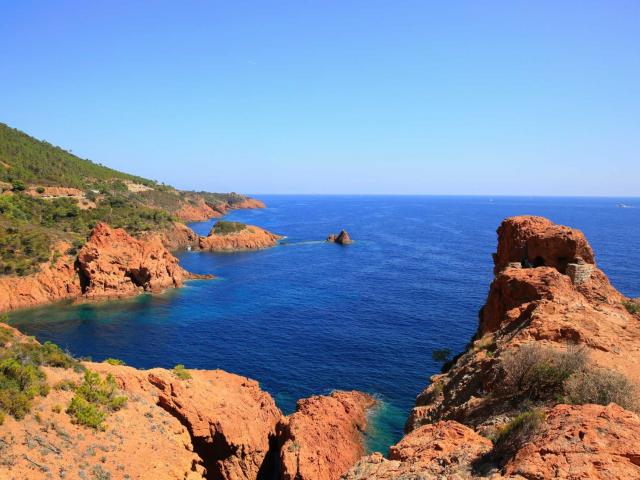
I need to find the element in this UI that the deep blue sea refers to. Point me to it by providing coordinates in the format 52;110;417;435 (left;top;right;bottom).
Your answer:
8;196;640;452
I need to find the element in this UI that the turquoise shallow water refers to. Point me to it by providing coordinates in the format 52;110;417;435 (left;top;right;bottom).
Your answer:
8;195;640;453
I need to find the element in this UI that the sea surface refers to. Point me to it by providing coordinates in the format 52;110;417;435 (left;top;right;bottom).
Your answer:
8;196;640;452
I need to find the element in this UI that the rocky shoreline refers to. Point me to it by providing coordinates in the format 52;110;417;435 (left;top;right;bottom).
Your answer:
0;201;282;313
2;215;640;479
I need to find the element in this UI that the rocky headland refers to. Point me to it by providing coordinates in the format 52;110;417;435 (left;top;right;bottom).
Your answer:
346;215;640;479
0;223;210;313
175;197;266;223
199;221;283;252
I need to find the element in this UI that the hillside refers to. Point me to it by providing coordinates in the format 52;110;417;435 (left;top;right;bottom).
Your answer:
0;122;260;276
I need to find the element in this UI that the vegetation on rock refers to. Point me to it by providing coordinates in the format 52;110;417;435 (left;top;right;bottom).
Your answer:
210;220;247;235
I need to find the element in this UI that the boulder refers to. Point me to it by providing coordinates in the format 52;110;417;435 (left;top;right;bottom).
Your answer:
493;216;594;274
279;391;376;480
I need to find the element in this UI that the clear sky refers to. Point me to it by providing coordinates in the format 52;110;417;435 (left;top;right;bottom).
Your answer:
1;1;639;195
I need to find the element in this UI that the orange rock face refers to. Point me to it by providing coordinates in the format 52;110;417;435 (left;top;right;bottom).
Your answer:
176;196;222;222
151;221;200;251
343;421;492;479
230;198;266;210
199;225;282;251
504;403;640;480
493;215;594;274
174;196;265;222
76;223;197;299
0;253;81;312
279;391;376;480
146;368;283;480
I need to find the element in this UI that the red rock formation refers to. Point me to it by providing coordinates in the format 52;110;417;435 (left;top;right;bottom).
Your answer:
279;391;376;480
407;217;638;434
0;251;81;312
343;421;492;479
327;230;353;245
504;403;640;479
175;196;265;222
493;215;594;274
199;225;282;251
77;223;202;300
150;221;200;251
230;198;266;210
144;369;282;480
176;197;222;222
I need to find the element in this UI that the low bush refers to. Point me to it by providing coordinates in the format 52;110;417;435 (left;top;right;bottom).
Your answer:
622;300;640;315
67;371;127;429
490;409;545;462
0;337;81;421
67;396;106;429
103;358;125;366
0;358;49;419
564;367;639;412
172;364;191;380
500;344;587;401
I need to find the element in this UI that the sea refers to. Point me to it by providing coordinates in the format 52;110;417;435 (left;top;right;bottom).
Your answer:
8;195;640;452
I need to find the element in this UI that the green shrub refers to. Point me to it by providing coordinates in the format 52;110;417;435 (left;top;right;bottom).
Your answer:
172;364;191;380
490;409;545;462
211;221;247;236
35;186;45;194
622;300;640;315
67;371;127;429
103;358;126;366
564;367;639;412
0;358;48;419
67;396;106;429
11;180;25;192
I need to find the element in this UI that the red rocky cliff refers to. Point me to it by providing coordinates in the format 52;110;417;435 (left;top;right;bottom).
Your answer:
279;391;376;480
76;223;204;299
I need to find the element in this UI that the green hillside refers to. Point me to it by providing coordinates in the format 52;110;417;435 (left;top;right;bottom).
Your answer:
0;122;248;276
0;123;152;189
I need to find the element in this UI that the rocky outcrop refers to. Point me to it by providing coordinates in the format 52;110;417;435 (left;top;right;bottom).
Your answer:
230;198;266;210
327;230;352;245
0;223;208;313
503;403;640;479
355;215;640;480
176;197;223;222
175;196;266;222
140;368;282;480
493;215;594;274
279;391;376;480
76;223;206;300
407;217;638;433
343;421;492;479
199;225;282;252
153;221;200;251
0;252;81;312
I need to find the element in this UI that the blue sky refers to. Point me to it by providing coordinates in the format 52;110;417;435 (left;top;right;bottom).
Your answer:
1;1;638;195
